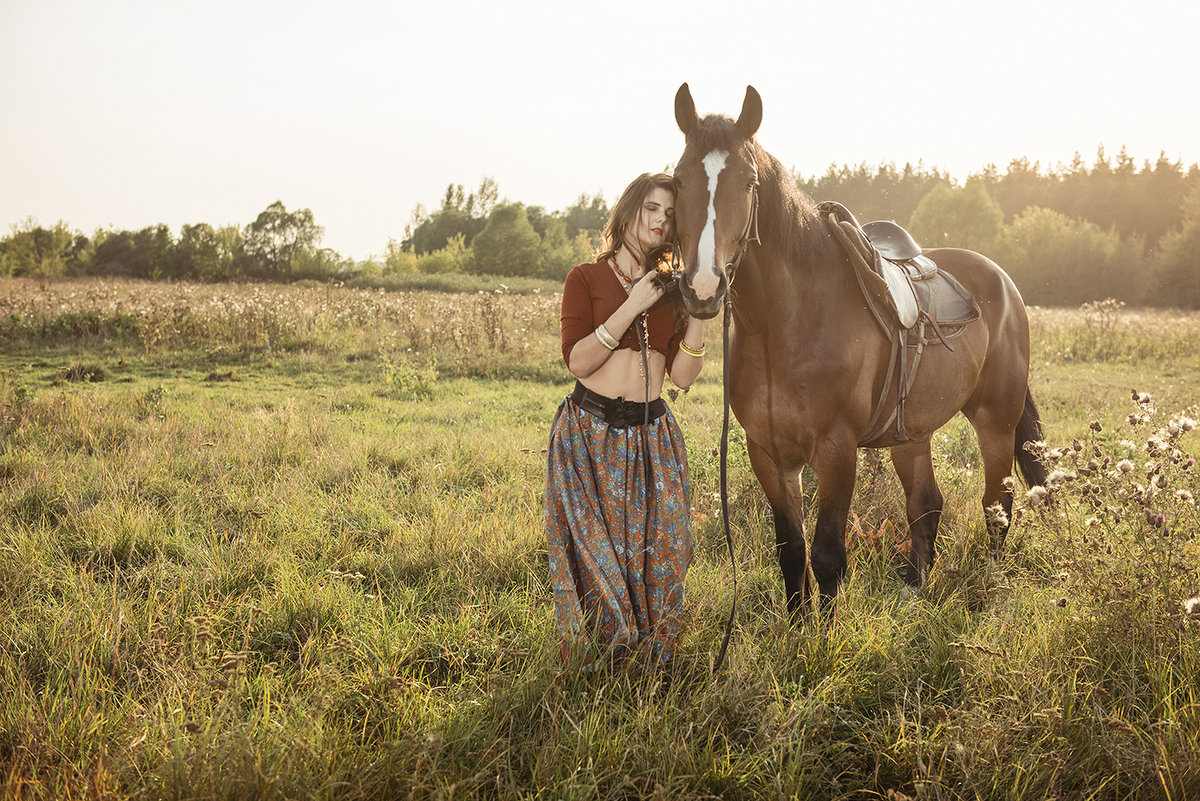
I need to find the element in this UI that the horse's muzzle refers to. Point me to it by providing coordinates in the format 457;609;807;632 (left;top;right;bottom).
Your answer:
680;275;727;320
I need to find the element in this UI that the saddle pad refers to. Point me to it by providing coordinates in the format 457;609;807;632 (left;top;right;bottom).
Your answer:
880;260;920;328
916;267;979;328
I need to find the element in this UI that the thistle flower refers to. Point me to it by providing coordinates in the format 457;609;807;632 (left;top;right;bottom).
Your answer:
1001;475;1016;491
1177;490;1195;505
1047;469;1076;486
985;502;1009;529
1089;421;1103;432
1153;474;1169;490
1026;486;1049;507
1116;459;1135;474
1184;597;1200;618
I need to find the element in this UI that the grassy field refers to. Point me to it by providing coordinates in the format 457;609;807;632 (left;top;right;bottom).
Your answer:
2;278;1200;800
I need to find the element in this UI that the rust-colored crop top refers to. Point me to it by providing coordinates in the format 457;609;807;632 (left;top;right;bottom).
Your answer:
560;259;682;371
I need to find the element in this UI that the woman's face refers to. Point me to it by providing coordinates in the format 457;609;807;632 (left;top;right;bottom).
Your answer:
626;186;675;256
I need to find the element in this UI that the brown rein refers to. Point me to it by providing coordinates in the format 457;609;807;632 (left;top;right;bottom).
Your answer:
713;175;760;673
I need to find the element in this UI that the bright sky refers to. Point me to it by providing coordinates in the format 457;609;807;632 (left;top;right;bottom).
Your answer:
3;0;1198;261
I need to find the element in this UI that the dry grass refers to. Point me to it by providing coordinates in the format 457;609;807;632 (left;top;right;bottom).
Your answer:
2;278;1200;799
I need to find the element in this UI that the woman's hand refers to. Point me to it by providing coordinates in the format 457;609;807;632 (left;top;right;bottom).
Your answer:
624;273;665;316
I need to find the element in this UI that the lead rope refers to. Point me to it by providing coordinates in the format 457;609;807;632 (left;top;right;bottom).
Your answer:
636;315;652;568
713;283;738;673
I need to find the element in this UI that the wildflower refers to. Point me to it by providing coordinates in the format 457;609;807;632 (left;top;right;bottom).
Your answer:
1116;459;1135;474
1089;421;1103;432
1085;517;1099;527
1177;490;1195;505
1026;486;1049;507
1131;389;1152;405
1183;597;1200;619
1046;469;1076;486
1153;474;1169;490
985;502;1009;529
1001;475;1016;491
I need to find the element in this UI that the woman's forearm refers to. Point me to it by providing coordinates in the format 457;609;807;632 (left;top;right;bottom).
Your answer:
668;317;708;389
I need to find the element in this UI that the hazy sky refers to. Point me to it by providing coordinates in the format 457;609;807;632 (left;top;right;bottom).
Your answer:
3;0;1198;261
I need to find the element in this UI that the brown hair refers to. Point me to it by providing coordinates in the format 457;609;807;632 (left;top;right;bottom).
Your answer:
597;172;675;263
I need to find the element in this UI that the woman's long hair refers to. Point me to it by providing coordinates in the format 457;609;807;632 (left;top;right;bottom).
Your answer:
596;172;676;264
596;172;687;332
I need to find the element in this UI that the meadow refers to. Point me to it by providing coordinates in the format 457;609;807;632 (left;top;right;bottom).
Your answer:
2;277;1200;800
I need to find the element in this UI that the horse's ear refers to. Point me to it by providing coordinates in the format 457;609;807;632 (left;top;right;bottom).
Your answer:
735;85;762;139
675;83;698;138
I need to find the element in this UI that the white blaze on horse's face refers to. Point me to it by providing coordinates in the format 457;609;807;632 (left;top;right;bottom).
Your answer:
692;148;729;302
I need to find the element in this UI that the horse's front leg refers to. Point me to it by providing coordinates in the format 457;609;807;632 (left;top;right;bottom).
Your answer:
747;439;810;620
810;443;858;609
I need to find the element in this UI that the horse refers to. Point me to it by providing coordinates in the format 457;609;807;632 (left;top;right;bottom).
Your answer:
670;83;1047;617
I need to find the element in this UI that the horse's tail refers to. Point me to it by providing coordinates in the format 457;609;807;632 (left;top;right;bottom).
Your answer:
1014;386;1048;488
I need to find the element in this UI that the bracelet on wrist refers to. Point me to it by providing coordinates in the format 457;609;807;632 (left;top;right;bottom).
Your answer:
679;340;706;358
595;324;619;350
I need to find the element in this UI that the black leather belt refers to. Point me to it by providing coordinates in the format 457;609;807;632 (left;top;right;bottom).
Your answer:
569;381;666;429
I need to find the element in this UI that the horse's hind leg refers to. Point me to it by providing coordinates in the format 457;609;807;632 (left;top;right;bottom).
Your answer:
966;409;1020;559
747;439;810;619
890;440;943;588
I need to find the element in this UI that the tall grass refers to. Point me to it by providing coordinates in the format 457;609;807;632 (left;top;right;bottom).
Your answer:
3;277;1200;799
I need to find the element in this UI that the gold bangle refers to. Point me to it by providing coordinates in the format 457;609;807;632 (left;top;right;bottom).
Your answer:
679;340;705;358
595;324;619;350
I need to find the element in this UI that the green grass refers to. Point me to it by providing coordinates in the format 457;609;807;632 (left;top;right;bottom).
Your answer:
2;277;1200;800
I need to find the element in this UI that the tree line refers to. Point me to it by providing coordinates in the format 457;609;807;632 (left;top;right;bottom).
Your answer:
2;146;1198;307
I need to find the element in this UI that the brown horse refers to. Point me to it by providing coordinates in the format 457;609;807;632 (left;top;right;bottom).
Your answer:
671;83;1046;616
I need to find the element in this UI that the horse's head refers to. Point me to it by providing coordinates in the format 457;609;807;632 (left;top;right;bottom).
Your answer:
672;83;762;319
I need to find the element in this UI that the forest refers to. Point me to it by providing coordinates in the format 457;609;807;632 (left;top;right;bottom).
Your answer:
3;147;1199;307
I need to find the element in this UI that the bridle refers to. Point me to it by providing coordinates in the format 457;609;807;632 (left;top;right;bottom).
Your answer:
723;164;762;284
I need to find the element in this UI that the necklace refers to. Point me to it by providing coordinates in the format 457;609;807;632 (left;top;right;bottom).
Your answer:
608;258;651;383
608;256;636;289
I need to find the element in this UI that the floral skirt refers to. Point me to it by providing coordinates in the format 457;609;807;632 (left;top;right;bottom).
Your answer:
544;394;693;665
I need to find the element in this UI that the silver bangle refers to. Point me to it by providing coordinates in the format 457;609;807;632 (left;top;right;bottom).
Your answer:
595;324;619;350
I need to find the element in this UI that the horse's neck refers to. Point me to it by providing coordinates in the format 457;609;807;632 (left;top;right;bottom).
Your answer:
734;194;851;334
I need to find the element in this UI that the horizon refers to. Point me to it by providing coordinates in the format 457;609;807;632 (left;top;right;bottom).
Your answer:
3;0;1198;261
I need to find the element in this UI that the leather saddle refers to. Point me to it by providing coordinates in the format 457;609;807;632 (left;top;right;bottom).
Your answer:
817;201;981;443
866;220;977;333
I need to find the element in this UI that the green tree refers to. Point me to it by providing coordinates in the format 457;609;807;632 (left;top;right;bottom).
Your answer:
91;224;174;278
471;203;541;276
402;178;497;254
1149;185;1200;308
992;206;1143;306
538;218;593;280
561;192;609;243
797;161;951;224
172;222;241;281
243;201;322;279
0;219;87;277
907;180;1004;253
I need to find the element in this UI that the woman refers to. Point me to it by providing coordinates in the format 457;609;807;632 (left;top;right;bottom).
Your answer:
545;172;708;666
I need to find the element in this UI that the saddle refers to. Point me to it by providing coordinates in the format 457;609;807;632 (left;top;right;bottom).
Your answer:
816;201;981;444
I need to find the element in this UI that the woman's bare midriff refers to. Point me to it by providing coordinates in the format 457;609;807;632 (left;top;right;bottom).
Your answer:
578;348;667;402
